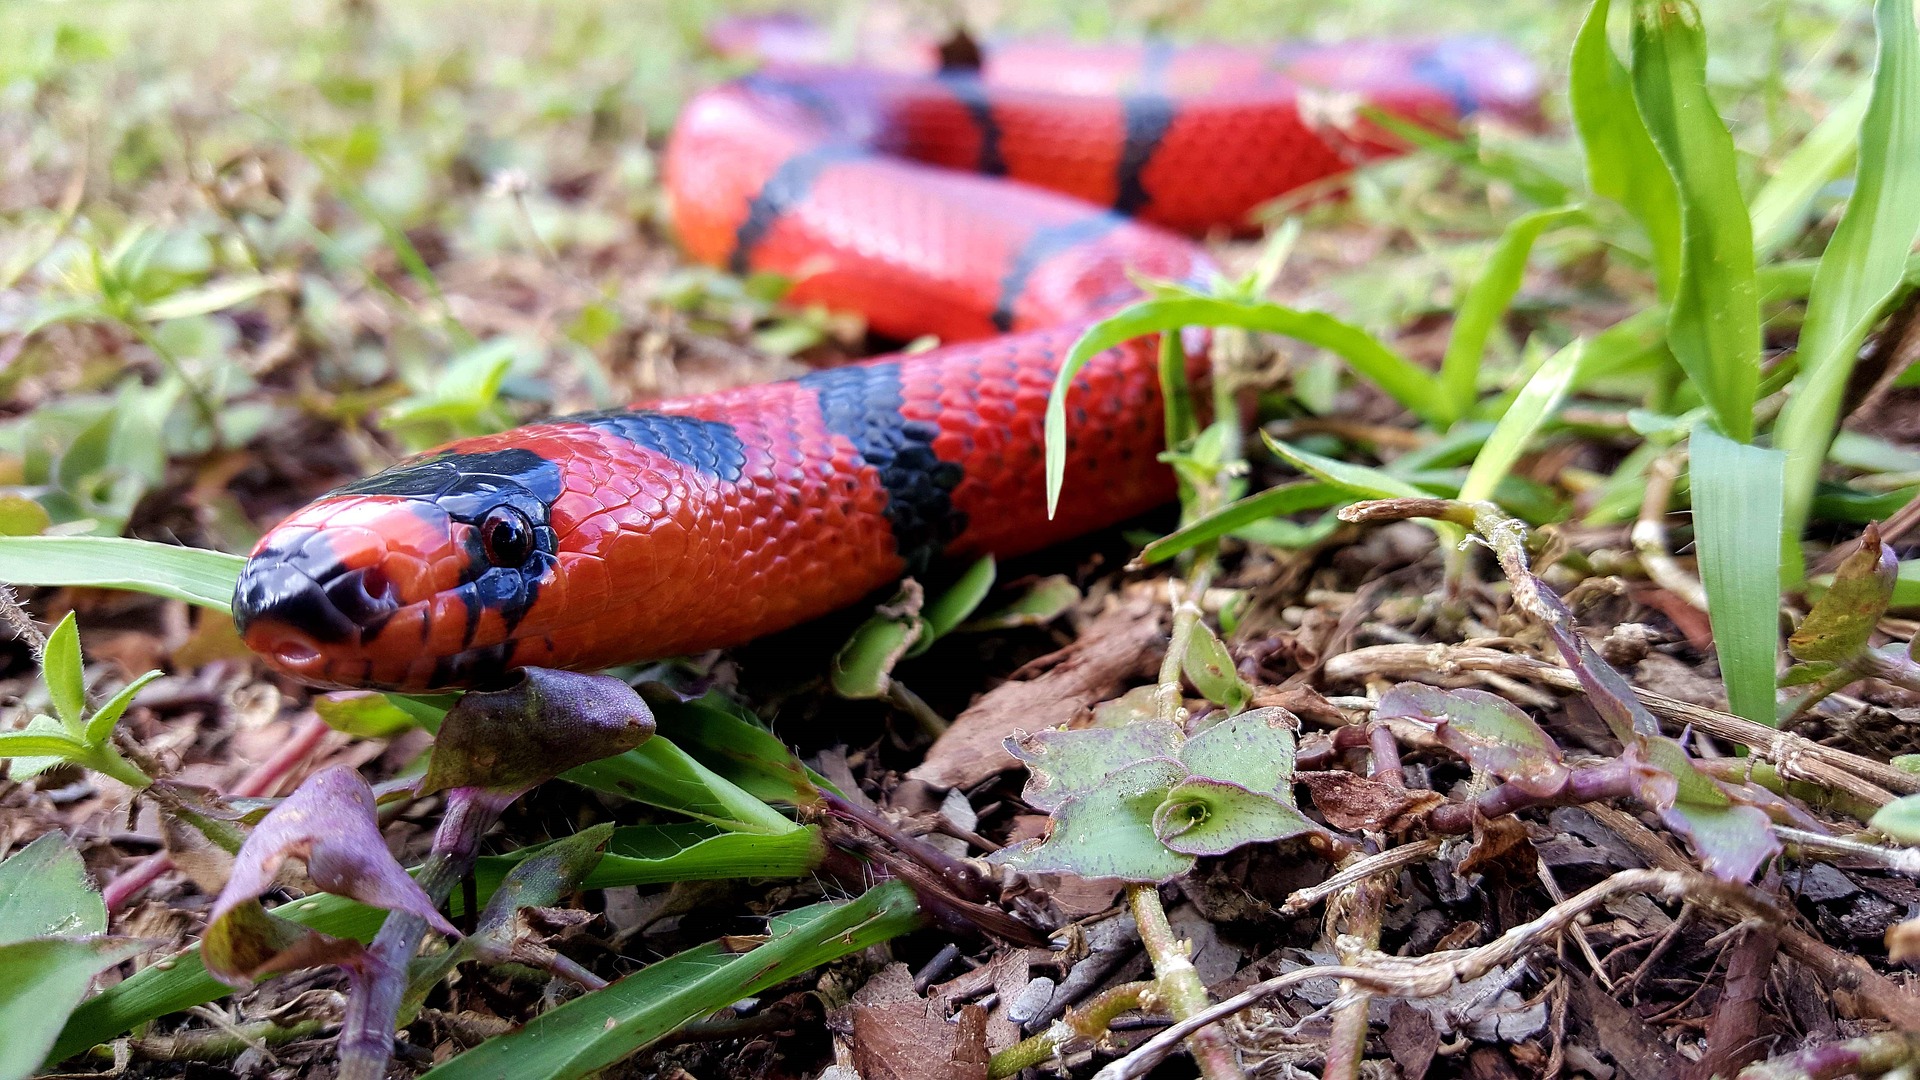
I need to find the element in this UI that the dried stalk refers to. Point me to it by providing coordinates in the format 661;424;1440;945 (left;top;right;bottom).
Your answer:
1323;642;1911;809
1092;869;1778;1080
1630;448;1709;611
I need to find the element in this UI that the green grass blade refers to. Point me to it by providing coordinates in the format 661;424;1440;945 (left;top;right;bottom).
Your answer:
1461;340;1585;504
1261;434;1428;500
0;538;244;612
1048;296;1440;514
48;826;831;1064
1570;0;1682;296
1137;481;1342;565
1775;0;1920;571
1749;83;1873;260
1438;208;1585;427
1691;425;1787;727
417;881;921;1080
1630;0;1763;442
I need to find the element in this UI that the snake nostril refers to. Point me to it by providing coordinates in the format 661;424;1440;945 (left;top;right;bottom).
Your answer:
325;565;401;627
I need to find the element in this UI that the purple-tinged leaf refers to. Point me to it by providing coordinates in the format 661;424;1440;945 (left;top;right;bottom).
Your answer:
1006;721;1183;813
470;824;614;963
419;669;654;798
992;758;1192;882
203;899;368;987
1377;683;1568;797
1152;778;1318;856
1543;619;1661;743
1629;739;1779;882
204;765;456;987
1178;707;1298;796
1790;524;1897;662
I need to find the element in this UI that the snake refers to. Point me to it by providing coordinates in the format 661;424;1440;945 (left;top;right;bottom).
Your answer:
231;24;1538;691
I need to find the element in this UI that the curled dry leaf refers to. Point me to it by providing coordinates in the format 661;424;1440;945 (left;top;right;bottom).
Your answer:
1790;523;1896;663
1296;771;1445;833
204;765;457;987
470;823;616;964
419;668;655;798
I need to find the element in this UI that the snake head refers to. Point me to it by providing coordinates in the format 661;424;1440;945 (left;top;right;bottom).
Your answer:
233;447;562;691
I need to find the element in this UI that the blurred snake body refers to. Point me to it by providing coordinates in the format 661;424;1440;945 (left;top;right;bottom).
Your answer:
233;26;1538;690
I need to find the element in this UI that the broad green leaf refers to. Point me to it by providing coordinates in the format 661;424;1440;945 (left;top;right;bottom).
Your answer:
0;537;243;612
0;715;77;779
415;882;922;1080
1152;778;1316;857
394;693;798;835
1570;0;1682;295
1870;793;1920;843
1049;295;1440;513
1788;527;1897;662
1008;723;1184;813
1182;622;1251;714
993;758;1193;882
1460;340;1584;505
1178;707;1297;796
42;613;85;735
1749;83;1872;259
1631;0;1762;441
1137;481;1341;565
1;938;144;1080
1690;426;1786;727
1438;208;1585;426
1775;0;1920;567
0;833;104;944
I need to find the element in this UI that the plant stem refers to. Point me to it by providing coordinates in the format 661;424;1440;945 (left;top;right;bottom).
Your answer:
124;318;224;445
1128;883;1242;1080
1322;854;1389;1080
987;981;1159;1077
336;788;509;1080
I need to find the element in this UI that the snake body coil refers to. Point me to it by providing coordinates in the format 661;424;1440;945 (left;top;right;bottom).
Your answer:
233;30;1537;690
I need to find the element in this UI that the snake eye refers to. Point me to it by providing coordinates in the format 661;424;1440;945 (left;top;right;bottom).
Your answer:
479;506;535;567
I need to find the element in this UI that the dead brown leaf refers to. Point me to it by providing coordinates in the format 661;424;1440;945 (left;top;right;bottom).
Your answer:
908;594;1166;790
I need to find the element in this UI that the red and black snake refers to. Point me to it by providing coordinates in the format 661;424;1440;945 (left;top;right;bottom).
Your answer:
233;24;1538;691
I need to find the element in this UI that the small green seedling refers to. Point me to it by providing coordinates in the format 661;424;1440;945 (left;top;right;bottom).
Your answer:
0;612;160;789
